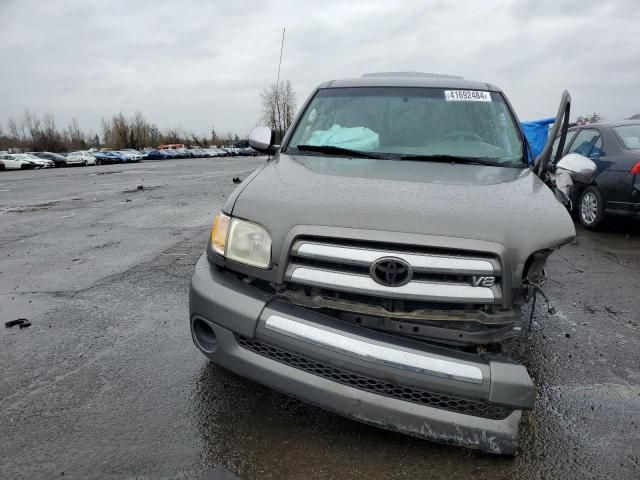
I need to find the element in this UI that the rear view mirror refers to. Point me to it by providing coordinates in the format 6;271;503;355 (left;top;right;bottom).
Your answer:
248;126;275;154
556;153;597;184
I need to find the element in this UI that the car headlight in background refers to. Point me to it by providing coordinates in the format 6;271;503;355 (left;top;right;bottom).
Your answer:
210;212;272;269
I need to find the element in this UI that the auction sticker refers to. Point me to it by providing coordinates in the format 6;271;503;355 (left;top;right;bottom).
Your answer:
444;90;492;102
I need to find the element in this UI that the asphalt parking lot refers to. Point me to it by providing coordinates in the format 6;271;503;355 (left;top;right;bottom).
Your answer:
1;157;639;479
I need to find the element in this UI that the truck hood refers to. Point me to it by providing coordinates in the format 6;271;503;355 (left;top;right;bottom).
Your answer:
229;154;576;281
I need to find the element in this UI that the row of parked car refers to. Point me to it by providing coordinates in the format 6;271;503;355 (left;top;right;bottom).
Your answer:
0;146;259;170
145;146;254;159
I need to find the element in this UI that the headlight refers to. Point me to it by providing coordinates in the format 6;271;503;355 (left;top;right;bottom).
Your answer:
210;212;272;269
211;212;230;255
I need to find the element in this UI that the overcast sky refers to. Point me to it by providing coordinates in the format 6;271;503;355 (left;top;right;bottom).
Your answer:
1;0;639;138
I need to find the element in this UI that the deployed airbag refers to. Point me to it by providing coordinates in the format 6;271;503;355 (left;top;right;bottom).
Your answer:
308;124;380;151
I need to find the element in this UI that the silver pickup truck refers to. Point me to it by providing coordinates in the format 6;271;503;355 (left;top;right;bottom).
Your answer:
189;73;592;455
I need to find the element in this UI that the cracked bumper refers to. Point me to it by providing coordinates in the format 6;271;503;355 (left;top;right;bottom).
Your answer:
189;255;533;455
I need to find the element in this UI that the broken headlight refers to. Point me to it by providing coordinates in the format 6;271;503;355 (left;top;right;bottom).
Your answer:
210;212;272;269
524;249;553;286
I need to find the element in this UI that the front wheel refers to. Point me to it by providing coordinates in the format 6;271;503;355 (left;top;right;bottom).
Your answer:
83;160;88;166
579;186;605;229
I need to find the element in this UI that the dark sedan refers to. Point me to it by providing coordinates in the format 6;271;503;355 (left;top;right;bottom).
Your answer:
552;121;640;228
92;152;116;165
29;151;67;167
146;149;173;160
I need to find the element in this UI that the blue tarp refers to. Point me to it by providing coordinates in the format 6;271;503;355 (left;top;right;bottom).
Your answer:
521;117;555;164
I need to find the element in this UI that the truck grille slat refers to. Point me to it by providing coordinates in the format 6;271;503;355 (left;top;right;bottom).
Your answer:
293;240;500;275
235;334;513;420
287;265;495;303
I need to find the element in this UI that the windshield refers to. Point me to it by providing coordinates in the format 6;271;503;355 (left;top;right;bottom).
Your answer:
613;125;640;150
285;87;525;166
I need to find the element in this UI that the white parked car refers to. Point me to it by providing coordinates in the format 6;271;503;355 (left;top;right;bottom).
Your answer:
0;154;36;170
9;153;55;168
65;151;97;166
117;150;143;162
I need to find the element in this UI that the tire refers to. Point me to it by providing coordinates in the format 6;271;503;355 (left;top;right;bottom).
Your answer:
96;159;102;165
61;162;67;168
83;160;88;166
579;186;605;229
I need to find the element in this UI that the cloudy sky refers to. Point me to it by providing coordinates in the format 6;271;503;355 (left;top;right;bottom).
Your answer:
1;0;638;138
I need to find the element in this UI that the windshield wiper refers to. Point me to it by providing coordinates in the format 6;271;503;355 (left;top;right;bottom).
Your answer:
398;154;507;167
295;144;382;159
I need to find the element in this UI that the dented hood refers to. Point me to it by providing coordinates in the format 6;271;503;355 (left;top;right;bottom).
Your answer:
229;154;576;279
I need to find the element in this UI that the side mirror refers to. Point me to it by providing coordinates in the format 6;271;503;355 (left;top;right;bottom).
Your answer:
556;153;597;185
248;126;276;154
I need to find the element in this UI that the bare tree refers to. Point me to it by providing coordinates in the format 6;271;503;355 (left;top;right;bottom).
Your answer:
100;117;113;147
0;123;8;150
162;127;185;144
23;110;42;144
41;113;63;151
129;111;149;149
65;117;85;150
148;124;161;147
2;108;240;152
112;113;130;148
261;79;296;141
7;117;20;140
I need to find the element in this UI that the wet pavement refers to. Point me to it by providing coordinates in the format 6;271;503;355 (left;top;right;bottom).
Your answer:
1;158;639;479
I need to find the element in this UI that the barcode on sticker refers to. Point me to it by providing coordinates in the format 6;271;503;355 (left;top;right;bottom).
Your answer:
444;90;492;102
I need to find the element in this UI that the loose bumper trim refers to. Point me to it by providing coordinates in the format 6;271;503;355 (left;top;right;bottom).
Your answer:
264;314;483;383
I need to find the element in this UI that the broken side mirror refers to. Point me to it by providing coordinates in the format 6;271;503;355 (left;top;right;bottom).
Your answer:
553;153;597;208
556;153;597;184
248;126;278;155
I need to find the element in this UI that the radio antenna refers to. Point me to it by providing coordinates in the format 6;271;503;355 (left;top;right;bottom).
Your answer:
276;27;285;89
274;27;285;140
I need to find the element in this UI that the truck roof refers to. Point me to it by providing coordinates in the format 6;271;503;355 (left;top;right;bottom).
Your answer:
317;72;501;92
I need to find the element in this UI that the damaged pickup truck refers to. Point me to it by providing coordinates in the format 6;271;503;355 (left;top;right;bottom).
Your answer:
189;72;592;454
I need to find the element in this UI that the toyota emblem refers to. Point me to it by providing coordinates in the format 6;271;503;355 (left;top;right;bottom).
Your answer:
370;257;413;287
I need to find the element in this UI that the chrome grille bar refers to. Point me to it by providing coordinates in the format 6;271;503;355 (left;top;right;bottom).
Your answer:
292;241;499;275
286;265;498;304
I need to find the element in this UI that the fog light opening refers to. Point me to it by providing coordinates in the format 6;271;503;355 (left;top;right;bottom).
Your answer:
193;317;218;353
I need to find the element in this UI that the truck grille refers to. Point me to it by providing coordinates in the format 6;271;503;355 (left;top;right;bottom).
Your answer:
285;239;502;307
235;334;512;420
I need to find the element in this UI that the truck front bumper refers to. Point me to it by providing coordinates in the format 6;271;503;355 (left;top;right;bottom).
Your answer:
189;255;535;455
